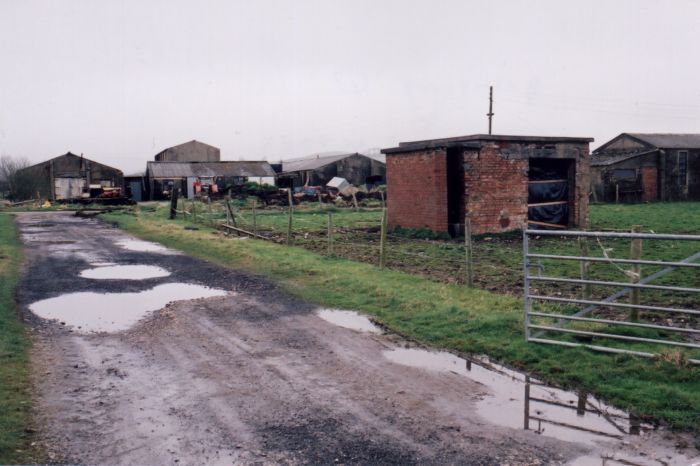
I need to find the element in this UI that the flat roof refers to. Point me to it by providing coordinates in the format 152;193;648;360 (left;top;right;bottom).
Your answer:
382;133;594;154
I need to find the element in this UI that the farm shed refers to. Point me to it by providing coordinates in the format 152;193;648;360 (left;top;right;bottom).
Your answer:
124;172;146;202
381;134;593;236
146;161;276;200
591;133;700;202
154;140;221;162
276;152;385;189
16;152;123;201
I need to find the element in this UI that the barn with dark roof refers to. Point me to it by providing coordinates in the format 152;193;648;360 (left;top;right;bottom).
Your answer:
591;133;700;202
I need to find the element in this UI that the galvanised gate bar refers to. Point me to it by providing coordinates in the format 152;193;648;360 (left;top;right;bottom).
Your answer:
523;229;700;365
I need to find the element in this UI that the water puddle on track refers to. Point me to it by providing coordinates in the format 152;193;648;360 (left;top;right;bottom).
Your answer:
383;348;697;466
29;283;227;333
115;239;174;254
80;265;171;280
317;309;382;333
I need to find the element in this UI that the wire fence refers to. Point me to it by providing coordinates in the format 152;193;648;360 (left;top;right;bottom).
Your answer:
167;197;699;311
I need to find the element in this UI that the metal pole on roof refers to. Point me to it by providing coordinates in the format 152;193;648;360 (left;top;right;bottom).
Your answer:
487;86;494;135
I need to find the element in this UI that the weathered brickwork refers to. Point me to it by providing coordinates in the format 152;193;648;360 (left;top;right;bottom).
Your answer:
463;146;529;235
385;137;591;235
386;149;448;231
641;166;658;202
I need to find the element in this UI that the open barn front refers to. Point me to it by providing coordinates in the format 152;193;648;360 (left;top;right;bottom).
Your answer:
527;158;575;229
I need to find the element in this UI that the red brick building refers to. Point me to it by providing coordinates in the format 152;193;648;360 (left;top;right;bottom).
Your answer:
381;134;593;235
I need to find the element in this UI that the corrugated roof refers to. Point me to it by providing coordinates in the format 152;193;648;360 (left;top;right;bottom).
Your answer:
147;161;275;179
155;139;219;155
591;150;657;167
625;133;700;149
280;152;361;173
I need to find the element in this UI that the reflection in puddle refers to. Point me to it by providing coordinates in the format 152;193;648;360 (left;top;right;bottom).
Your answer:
80;265;171;280
383;348;696;465
317;309;382;333
29;283;227;332
115;239;173;253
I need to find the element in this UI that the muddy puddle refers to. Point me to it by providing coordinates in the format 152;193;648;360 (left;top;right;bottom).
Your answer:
80;265;171;280
316;309;382;333
383;348;697;465
29;283;227;333
115;239;174;253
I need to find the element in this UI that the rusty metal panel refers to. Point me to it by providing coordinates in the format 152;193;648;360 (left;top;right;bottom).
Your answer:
54;177;85;200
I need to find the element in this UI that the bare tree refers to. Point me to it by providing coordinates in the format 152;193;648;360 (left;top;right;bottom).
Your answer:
0;155;33;200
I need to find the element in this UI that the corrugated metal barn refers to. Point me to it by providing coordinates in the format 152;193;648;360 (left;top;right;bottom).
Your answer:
146;161;276;199
591;133;700;202
154;140;221;163
276;152;385;188
16;152;123;201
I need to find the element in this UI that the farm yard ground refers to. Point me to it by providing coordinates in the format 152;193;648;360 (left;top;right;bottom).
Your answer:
1;204;699;464
1;212;623;464
100;204;700;427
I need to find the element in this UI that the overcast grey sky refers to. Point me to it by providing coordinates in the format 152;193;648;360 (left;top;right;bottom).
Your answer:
1;0;699;174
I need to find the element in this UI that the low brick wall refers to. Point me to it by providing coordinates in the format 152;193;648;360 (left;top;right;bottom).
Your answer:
386;149;448;232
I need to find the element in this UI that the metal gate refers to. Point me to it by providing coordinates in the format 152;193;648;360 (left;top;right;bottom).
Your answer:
523;229;700;364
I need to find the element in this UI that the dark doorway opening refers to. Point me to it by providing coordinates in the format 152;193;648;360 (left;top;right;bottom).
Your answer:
528;158;574;229
446;148;465;237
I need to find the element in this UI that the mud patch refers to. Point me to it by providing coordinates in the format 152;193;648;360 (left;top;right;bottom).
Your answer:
80;265;171;280
317;309;382;333
257;416;419;465
28;283;227;333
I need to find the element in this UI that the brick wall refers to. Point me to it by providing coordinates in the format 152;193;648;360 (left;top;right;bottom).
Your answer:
641;166;658;202
386;149;448;232
463;146;529;235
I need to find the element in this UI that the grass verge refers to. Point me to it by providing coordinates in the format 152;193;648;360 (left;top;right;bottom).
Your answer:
0;214;38;463
103;206;700;431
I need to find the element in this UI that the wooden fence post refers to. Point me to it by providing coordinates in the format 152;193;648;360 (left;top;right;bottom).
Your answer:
286;189;293;246
225;199;239;236
578;237;591;299
327;211;333;255
207;196;213;226
464;214;474;287
191;198;197;223
379;207;387;268
169;187;178;220
629;225;643;321
615;184;620;204
252;199;258;237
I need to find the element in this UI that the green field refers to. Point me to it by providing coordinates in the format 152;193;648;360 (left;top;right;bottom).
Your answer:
103;202;700;431
0;214;40;464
